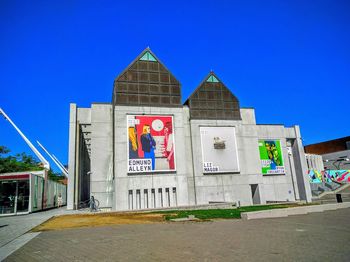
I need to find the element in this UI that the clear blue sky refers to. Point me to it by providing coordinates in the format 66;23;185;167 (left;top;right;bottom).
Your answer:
1;0;349;172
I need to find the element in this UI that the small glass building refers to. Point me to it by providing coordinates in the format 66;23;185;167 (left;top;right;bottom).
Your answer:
0;170;67;216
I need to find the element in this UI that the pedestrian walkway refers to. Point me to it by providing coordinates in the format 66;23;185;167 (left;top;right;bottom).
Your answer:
5;208;350;262
0;207;81;260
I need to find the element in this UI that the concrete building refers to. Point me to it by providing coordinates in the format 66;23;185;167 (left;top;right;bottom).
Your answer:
67;48;312;211
305;136;350;170
305;154;324;171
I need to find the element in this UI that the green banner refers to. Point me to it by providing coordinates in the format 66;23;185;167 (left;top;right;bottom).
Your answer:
258;140;285;175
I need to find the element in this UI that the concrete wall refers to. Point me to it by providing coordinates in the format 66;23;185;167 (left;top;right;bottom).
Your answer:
322;150;350;170
240;108;256;125
291;126;312;202
67;104;92;209
67;104;77;209
256;125;297;203
189;119;256;206
113;106;193;211
68;104;312;210
305;154;325;171
90;104;114;209
189;119;305;206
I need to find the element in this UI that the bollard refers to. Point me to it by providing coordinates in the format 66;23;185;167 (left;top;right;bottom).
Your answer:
336;194;343;203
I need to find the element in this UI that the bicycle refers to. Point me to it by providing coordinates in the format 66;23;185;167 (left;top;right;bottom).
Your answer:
78;196;100;212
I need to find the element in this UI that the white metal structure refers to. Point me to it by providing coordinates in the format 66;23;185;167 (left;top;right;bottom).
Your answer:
52;154;69;174
37;141;68;177
0;108;50;170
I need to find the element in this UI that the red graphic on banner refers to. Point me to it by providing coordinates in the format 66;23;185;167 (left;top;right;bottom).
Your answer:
127;115;175;173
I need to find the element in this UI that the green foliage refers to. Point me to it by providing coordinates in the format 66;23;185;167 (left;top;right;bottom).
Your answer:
0;146;63;181
0;146;43;173
48;170;64;181
0;146;10;154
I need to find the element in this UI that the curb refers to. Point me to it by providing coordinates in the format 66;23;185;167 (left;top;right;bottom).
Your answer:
240;203;350;220
0;232;41;261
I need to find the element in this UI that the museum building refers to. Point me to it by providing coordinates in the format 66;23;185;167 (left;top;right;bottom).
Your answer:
67;48;312;211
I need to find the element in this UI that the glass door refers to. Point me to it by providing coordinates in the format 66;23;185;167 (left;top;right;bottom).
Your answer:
0;181;17;214
16;180;30;213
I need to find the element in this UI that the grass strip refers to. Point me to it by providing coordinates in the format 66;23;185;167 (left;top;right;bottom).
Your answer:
157;204;292;220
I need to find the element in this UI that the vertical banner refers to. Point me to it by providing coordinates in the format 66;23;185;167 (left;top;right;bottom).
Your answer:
258;140;285;175
127;115;176;173
200;126;240;173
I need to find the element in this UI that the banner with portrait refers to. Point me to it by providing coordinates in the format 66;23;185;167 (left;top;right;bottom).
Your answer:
127;115;176;173
258;140;285;175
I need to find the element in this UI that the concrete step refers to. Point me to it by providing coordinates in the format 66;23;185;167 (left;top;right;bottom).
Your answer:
241;203;350;220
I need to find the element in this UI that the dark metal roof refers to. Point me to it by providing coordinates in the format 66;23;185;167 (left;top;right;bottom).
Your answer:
112;48;182;107
305;136;350;154
185;71;241;120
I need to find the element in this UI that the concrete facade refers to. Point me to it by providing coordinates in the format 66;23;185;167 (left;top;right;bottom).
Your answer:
68;104;312;210
305;154;324;171
322;150;350;170
67;48;312;211
304;136;350;170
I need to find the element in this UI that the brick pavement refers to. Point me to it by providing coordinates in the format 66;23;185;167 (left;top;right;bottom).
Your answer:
0;207;83;260
0;207;80;248
5;208;350;262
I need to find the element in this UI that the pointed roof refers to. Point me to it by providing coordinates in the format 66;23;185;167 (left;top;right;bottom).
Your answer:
114;47;178;81
185;71;241;120
113;48;182;107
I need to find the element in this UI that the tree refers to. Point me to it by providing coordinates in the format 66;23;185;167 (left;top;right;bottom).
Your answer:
0;145;10;154
0;146;63;181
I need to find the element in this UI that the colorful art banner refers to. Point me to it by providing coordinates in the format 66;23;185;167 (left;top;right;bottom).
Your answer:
127;115;176;173
258;140;285;175
308;169;350;183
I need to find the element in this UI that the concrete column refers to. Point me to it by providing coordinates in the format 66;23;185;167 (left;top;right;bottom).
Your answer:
90;104;113;209
128;190;132;210
143;189;149;209
157;188;163;208
132;189;137;210
169;187;174;207
165;188;170;207
74;121;80;209
67;104;77;210
292;126;312;202
287;149;300;201
151;189;156;208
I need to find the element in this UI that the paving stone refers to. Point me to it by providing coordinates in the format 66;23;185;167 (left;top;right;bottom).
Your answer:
0;207;86;260
5;208;350;262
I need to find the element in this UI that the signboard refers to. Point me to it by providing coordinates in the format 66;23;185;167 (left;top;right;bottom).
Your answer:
258;140;285;175
200;126;240;173
127;115;176;173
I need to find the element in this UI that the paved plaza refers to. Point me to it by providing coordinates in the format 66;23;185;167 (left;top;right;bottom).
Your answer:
0;208;72;247
3;208;350;261
0;207;82;260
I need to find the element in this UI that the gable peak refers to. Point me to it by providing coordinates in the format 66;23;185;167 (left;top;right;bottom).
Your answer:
139;49;157;62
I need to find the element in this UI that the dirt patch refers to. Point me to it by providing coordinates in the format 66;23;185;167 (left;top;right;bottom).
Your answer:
32;212;165;231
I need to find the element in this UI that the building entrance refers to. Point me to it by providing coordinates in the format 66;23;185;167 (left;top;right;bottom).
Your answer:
0;180;30;215
250;184;261;205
